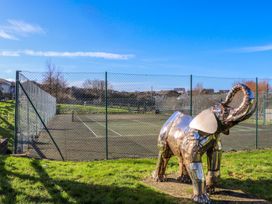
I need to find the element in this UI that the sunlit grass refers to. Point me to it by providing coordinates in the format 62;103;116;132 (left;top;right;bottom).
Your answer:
0;100;14;150
0;149;271;203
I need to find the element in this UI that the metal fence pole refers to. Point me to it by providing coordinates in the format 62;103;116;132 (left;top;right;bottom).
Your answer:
190;74;193;116
256;77;259;149
105;71;109;160
14;70;21;154
263;92;266;126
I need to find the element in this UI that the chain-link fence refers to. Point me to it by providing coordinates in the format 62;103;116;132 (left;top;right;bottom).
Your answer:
14;71;272;161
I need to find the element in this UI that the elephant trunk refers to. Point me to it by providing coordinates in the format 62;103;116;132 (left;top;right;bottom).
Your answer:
222;83;255;123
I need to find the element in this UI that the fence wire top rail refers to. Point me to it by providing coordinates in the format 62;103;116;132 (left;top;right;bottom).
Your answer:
19;70;272;80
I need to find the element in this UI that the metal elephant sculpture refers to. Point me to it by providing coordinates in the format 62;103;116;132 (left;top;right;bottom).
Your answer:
152;84;256;203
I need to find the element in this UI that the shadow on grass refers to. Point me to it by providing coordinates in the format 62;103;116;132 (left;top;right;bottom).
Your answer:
219;178;272;202
0;157;16;204
0;157;184;203
162;176;271;203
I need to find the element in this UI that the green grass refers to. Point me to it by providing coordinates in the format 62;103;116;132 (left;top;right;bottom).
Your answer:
57;104;129;114
0;149;272;203
242;117;272;126
0;100;14;150
219;149;272;201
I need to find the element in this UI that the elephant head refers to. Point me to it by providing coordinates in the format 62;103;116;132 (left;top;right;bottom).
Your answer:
189;83;256;135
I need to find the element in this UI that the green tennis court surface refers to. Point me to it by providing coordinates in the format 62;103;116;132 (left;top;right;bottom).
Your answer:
29;113;272;161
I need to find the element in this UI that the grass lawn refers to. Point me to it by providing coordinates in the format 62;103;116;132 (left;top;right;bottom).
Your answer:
0;149;271;203
57;104;129;114
0;100;14;150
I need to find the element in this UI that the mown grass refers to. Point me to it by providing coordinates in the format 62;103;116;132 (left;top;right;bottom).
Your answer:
0;100;14;150
0;149;272;203
57;104;129;114
219;149;272;201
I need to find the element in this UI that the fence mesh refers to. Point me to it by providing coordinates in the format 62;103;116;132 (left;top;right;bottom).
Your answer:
15;71;272;161
17;73;58;156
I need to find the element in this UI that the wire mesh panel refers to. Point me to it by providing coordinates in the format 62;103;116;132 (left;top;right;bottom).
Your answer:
17;73;60;158
258;79;272;149
107;73;190;159
15;71;272;161
17;71;106;160
192;76;257;151
62;72;106;160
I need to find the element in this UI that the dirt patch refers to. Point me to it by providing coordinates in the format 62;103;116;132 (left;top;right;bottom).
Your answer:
143;174;270;204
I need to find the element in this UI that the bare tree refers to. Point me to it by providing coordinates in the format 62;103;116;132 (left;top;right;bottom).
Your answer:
42;61;67;102
83;79;105;103
193;83;204;95
43;60;56;94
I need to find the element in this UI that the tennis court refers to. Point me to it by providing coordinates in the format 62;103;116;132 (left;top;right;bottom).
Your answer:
29;113;166;160
29;112;272;161
16;71;272;161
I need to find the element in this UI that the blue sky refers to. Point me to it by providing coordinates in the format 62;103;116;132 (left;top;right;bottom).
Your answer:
1;0;272;83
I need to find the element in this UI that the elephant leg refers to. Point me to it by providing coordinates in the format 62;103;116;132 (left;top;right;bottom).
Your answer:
177;157;191;184
206;138;222;194
186;162;211;204
152;142;172;182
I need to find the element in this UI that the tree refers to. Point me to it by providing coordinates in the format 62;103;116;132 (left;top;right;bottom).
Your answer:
193;83;204;95
83;79;106;103
42;61;67;102
43;60;56;94
240;80;270;93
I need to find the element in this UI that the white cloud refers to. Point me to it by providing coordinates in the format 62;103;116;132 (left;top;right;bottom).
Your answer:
232;44;272;53
7;20;44;34
0;19;44;40
0;49;134;60
0;30;18;40
23;50;133;59
0;50;20;56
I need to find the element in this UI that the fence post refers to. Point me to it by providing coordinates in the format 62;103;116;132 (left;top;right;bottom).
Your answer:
256;77;259;149
14;70;20;154
190;74;193;116
105;71;109;160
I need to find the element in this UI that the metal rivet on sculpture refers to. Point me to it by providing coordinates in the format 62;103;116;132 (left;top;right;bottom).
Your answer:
152;83;256;204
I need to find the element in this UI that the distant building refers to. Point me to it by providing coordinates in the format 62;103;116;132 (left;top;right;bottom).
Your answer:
174;88;186;94
0;78;15;100
218;90;229;94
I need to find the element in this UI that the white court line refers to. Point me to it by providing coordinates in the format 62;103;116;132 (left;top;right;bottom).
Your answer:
77;116;98;137
132;119;161;127
87;116;123;136
95;134;158;138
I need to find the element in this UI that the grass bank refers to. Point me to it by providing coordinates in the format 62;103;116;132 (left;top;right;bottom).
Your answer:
0;149;271;203
0;100;14;150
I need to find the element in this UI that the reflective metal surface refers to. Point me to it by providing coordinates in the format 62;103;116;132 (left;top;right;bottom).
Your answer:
152;83;255;204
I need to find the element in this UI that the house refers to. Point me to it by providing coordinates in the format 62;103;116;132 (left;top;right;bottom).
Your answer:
0;78;15;100
174;88;186;94
218;89;229;94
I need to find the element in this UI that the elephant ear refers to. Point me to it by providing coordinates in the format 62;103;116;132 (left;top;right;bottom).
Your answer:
189;109;218;134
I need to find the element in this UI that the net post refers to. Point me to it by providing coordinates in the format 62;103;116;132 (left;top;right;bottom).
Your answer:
256;77;259;149
105;71;109;160
190;74;193;116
